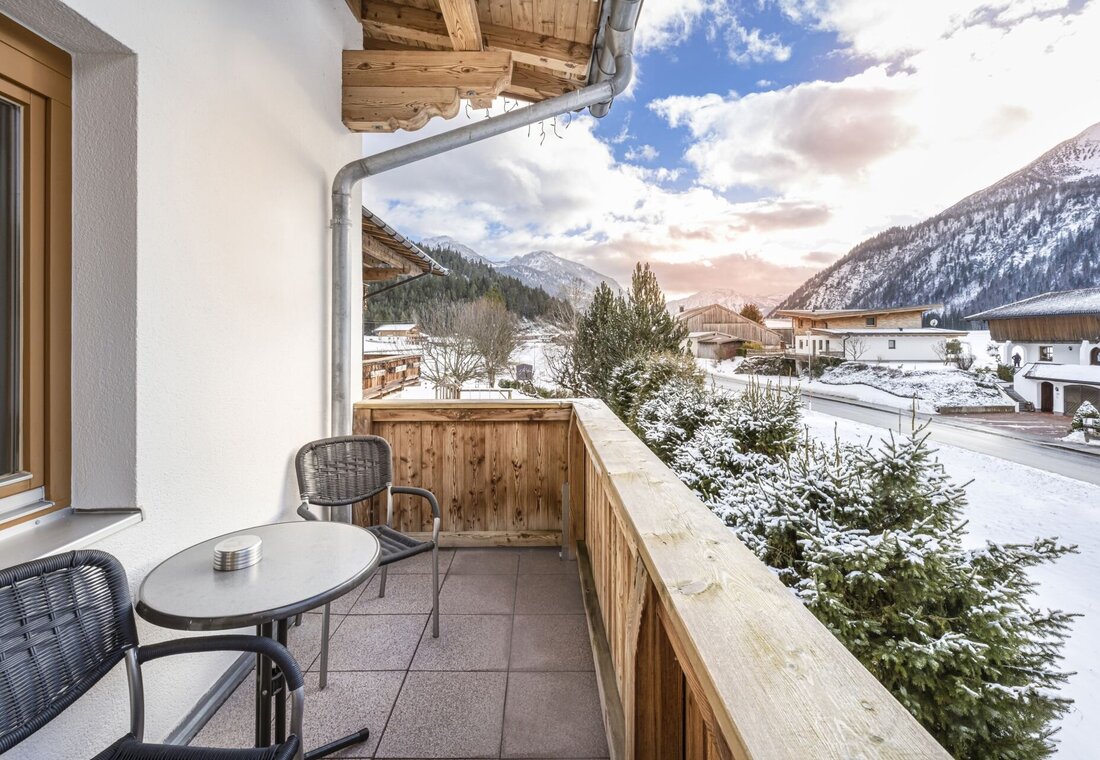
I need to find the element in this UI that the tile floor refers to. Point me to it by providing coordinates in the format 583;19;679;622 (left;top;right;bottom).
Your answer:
192;548;608;759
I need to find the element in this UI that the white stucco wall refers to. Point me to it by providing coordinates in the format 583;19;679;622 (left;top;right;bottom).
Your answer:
0;1;362;755
1004;341;1098;366
795;333;965;362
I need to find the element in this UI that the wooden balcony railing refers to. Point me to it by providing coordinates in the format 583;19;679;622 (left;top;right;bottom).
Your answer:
361;352;421;399
352;398;950;760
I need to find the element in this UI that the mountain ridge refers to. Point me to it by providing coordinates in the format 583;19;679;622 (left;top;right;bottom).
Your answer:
418;236;624;301
777;122;1100;324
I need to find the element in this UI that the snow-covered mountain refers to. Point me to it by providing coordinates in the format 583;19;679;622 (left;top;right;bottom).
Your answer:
667;289;786;316
778;122;1100;325
419;235;495;266
497;250;623;301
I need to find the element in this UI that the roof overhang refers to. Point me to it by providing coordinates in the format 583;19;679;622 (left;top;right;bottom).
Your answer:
343;0;612;132
362;207;447;282
778;304;942;319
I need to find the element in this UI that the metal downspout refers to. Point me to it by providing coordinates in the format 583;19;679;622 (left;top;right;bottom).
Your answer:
329;0;643;436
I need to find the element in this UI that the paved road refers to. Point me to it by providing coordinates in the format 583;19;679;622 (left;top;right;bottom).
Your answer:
708;373;1100;486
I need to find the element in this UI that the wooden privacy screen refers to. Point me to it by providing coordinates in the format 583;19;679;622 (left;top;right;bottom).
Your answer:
353;399;951;760
353;401;570;545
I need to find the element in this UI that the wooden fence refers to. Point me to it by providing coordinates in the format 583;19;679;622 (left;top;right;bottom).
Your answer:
352;398;951;760
362;352;421;399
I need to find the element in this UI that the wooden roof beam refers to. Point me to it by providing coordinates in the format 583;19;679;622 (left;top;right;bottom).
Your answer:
343;49;513;99
438;0;483;51
361;2;591;76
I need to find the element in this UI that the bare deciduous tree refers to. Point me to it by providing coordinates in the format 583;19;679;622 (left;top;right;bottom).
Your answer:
459;297;520;387
418;303;482;398
843;335;868;360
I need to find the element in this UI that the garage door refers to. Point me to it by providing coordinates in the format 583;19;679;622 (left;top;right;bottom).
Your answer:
1064;384;1100;417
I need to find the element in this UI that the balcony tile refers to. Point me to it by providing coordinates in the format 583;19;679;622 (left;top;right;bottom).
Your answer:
449;548;520;575
375;671;507;758
191;678;256;750
510;615;593;672
387;548;454;575
439;573;516;615
502;671;608;758
518;548;577;575
514;573;583;615
350;573;437;615
295;671;404;758
322;613;427;671
411;614;512;671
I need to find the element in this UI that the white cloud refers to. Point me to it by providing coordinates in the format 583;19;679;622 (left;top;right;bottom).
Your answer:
625;144;660;161
635;0;790;63
652;0;1100;254
360;105;827;298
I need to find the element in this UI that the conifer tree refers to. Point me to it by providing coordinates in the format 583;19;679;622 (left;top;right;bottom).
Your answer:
634;384;1077;759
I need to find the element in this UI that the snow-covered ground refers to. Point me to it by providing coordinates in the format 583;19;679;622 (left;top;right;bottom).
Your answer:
804;410;1100;757
702;358;934;412
818;363;1006;410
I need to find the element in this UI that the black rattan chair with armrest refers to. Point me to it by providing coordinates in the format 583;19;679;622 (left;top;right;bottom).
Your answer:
0;550;305;760
295;435;440;689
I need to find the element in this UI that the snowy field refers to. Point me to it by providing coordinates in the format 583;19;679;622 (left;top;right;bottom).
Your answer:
804;410;1100;757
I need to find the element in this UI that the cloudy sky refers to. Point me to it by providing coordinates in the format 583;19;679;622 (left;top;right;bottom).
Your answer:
361;0;1100;299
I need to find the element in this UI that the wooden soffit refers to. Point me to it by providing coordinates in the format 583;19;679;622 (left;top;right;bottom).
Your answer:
344;0;600;132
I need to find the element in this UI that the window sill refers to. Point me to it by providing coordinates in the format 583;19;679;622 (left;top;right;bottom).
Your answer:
0;507;142;567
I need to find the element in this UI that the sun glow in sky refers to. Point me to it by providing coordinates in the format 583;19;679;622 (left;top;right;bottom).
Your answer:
362;0;1100;299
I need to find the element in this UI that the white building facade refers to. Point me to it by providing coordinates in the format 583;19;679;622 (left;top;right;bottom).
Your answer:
969;289;1100;416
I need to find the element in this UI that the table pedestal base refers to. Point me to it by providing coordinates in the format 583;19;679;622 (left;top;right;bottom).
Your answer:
255;618;371;759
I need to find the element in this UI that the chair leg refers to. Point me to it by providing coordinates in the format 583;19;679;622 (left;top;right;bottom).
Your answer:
319;602;331;691
378;565;388;598
431;545;440;638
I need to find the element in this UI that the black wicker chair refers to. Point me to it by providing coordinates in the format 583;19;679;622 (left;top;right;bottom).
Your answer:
295;435;440;688
0;550;305;760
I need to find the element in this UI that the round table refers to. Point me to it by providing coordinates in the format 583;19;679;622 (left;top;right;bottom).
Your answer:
137;521;380;758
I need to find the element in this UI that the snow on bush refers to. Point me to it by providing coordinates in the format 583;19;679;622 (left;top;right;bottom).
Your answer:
633;382;1076;759
819;362;1005;408
1071;400;1099;431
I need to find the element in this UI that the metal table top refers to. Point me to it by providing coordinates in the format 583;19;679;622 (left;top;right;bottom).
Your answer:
136;521;380;631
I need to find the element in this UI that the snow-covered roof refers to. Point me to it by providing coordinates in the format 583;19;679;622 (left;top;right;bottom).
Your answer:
764;318;792;329
809;327;967;336
688;330;742;344
1023;363;1100;384
966;288;1100;321
375;323;419;332
777;304;940;319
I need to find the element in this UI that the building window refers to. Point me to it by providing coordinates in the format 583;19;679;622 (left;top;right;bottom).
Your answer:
0;16;72;520
865;317;877;326
1039;345;1054;362
888;339;896;349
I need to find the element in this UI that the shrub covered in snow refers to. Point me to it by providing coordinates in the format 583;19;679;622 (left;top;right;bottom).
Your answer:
1071;400;1099;431
735;354;798;377
634;382;1076;759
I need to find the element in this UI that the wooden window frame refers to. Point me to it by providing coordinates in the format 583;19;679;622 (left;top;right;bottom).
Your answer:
0;15;71;524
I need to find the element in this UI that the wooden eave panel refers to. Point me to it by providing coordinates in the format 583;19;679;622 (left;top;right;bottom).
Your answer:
439;0;484;50
343;49;512;97
362;1;592;75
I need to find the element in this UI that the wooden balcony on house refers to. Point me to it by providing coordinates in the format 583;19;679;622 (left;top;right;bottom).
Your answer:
331;398;952;760
362;352;422;399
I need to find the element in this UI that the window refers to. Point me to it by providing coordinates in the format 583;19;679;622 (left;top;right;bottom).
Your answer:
1;99;17;481
888;339;896;349
1039;345;1054;362
865;316;877;326
0;16;71;522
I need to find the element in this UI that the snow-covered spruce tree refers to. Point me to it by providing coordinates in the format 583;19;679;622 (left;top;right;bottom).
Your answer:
608;352;703;429
634;384;1076;759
